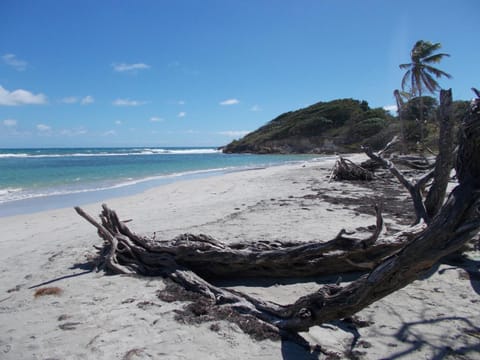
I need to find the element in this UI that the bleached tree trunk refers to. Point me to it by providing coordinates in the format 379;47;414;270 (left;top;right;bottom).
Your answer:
425;89;455;218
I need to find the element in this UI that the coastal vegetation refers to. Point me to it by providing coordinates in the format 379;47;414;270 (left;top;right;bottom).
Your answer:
224;41;461;155
222;95;469;155
222;98;394;154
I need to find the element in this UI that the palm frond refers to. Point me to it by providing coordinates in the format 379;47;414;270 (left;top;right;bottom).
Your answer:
420;71;440;93
423;41;442;54
401;70;412;91
399;90;412;99
411;41;430;61
412;71;423;95
424;65;452;79
421;41;442;56
411;41;445;64
411;40;426;57
399;63;411;70
423;53;450;64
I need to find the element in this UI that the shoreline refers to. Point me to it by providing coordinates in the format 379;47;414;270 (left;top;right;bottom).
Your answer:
0;166;232;218
1;154;479;359
0;155;329;218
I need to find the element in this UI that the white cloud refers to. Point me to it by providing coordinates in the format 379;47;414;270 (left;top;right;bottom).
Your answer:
178;112;186;118
250;105;262;112
112;63;150;72
220;98;240;106
103;130;116;136
113;98;147;106
150;117;164;122
383;104;398;113
115;120;122;125
218;130;250;138
81;95;94;105
2;54;27;71
36;124;51;132
177;100;186;105
60;128;88;136
3;119;17;127
61;95;94;105
0;85;47;106
61;96;78;104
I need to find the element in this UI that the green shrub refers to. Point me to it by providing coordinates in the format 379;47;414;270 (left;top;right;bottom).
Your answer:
355;117;387;137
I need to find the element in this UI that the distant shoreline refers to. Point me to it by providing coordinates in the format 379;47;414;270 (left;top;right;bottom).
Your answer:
0;167;226;217
0;156;329;218
0;147;320;217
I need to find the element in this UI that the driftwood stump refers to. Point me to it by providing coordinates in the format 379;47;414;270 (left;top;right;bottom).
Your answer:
331;157;373;181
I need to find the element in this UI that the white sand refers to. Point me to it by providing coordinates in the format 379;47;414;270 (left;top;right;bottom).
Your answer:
1;156;479;359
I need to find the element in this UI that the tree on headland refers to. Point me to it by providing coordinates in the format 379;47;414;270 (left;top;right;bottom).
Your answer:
400;40;452;150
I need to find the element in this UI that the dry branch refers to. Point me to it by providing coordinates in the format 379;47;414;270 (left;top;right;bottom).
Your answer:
75;204;397;279
363;145;433;224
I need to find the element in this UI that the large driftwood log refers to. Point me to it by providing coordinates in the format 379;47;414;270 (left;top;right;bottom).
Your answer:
76;204;409;278
75;91;480;348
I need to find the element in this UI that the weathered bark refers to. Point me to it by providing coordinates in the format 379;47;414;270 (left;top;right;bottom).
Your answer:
425;89;455;218
75;92;480;348
331;157;373;181
456;89;480;187
75;204;407;279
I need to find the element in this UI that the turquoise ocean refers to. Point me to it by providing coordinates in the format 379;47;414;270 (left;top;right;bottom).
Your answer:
0;147;322;217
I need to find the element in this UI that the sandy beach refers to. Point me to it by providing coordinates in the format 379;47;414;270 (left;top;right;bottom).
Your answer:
1;155;479;360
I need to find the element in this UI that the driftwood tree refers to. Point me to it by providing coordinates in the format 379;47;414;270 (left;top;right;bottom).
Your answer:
424;89;455;218
363;89;455;225
76;90;480;350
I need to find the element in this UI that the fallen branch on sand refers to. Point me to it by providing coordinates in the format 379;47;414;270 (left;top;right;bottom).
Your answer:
75;203;401;278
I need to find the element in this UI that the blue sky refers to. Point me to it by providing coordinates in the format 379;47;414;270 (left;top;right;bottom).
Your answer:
1;0;478;148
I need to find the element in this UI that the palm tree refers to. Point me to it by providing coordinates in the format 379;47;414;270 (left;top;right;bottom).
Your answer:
399;40;452;150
